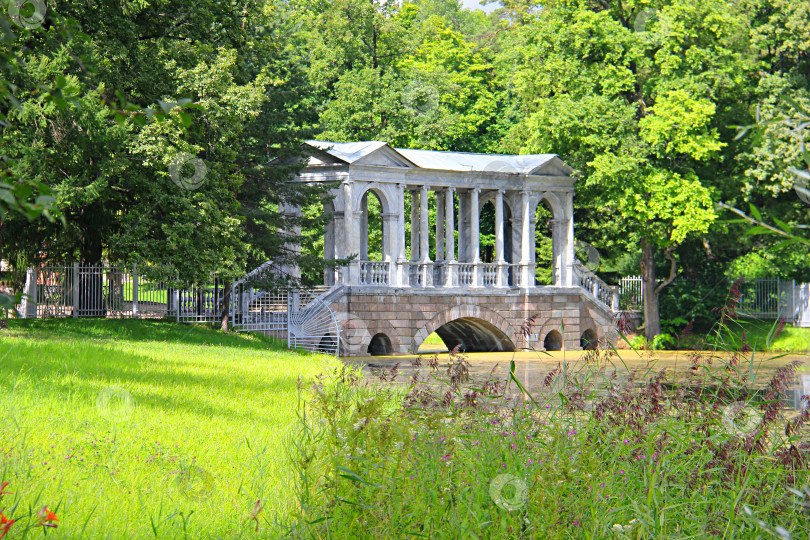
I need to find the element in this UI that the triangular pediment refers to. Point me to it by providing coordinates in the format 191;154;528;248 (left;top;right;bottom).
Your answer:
527;156;575;177
303;147;349;167
353;145;416;168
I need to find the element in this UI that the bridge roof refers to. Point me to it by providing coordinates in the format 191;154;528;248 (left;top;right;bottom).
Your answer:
304;140;574;177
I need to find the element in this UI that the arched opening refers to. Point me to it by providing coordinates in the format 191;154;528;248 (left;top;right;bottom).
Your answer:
359;189;384;262
580;328;598;350
543;330;562;351
319;333;338;354
429;317;515;353
367;333;392;355
535;199;554;286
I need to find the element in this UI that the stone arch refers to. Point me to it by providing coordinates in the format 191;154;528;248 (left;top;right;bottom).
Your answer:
364;318;403;355
544;329;563;351
337;312;404;356
354;182;395;215
531;191;566;221
412;305;516;353
368;333;393;355
478;190;515;215
580;328;598;350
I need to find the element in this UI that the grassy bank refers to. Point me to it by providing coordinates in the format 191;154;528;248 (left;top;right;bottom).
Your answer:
0;319;337;538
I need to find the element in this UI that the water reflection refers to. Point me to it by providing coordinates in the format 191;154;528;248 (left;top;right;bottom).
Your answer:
344;351;810;411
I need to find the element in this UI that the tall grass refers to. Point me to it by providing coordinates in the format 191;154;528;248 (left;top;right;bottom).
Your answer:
285;311;810;537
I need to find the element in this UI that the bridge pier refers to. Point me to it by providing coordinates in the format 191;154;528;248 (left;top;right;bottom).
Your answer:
326;286;616;357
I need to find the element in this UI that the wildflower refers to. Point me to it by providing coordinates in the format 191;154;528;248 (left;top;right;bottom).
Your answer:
0;513;15;539
37;506;58;528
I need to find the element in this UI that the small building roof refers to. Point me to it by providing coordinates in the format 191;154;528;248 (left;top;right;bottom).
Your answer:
305;140;573;176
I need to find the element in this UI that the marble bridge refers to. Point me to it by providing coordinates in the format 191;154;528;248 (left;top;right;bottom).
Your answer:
284;141;619;356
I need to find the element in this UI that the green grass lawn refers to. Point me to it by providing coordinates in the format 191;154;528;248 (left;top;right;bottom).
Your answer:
703;319;810;352
0;319;337;538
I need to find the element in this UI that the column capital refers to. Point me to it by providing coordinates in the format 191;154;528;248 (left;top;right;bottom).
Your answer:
472;187;481;194
420;184;430;192
497;188;506;195
446;186;456;193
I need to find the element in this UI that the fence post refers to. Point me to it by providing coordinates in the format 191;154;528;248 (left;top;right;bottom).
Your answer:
176;288;180;323
132;264;139;319
72;262;80;318
20;268;37;319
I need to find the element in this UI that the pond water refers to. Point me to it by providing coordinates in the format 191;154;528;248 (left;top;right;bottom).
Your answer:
343;349;810;411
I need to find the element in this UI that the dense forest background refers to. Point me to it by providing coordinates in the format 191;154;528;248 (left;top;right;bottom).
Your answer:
1;0;809;333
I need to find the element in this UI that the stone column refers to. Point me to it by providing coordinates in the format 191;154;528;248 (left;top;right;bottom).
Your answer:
396;183;408;287
419;185;433;287
381;213;398;286
470;188;482;287
458;191;467;262
551;219;565;287
420;185;430;263
20;267;37;319
494;189;507;287
280;201;302;283
410;189;419;262
564;192;575;287
324;213;335;286
444;188;456;287
343;181;359;285
519;190;533;289
435;190;445;262
360;192;369;261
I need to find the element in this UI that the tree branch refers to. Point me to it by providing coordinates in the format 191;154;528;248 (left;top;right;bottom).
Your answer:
655;246;677;295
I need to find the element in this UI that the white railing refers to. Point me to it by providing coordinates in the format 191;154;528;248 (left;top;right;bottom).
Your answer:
433;263;444;286
619;276;644;310
359;261;390;285
574;260;616;310
482;263;498;287
457;264;474;287
408;263;425;287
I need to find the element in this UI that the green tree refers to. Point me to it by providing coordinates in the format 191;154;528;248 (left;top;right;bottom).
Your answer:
505;0;753;338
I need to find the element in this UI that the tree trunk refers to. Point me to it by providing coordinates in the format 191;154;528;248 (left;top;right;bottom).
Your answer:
220;280;231;332
640;238;678;341
640;238;660;339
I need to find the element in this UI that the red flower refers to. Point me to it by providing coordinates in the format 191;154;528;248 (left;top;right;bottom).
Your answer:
0;513;15;539
37;505;59;528
0;483;9;498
